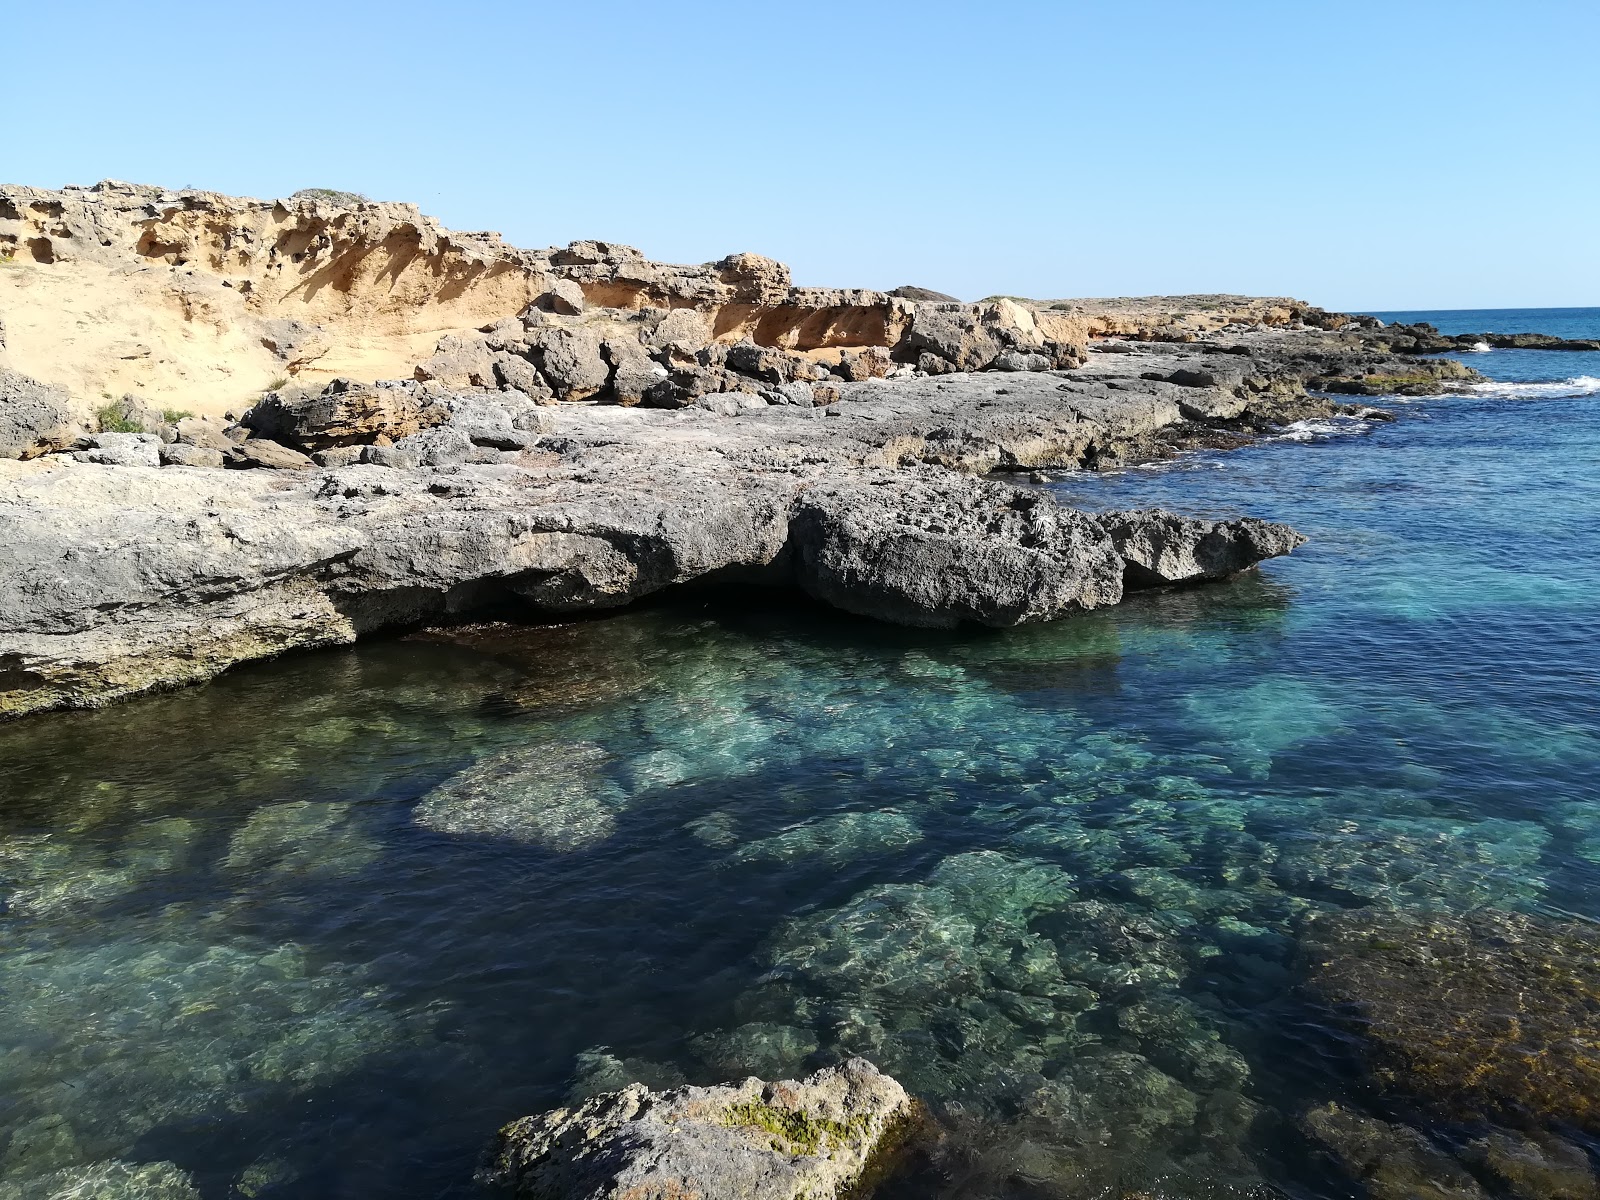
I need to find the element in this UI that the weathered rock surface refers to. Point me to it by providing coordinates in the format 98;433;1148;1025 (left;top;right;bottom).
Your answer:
0;368;84;459
1105;510;1309;589
1;327;1440;719
480;1058;912;1200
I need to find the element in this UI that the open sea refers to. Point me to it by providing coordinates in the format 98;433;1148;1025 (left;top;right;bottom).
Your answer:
2;309;1598;1199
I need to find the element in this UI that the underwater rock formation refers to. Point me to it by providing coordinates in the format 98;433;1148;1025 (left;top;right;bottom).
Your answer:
1301;908;1600;1129
480;1057;912;1200
0;1159;201;1200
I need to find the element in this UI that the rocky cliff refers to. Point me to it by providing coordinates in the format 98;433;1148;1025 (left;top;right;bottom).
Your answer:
0;181;1481;719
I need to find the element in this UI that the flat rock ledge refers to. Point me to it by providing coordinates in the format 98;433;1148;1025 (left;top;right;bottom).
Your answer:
480;1058;913;1200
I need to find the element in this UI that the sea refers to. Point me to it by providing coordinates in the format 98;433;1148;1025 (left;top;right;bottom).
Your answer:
1;308;1597;1199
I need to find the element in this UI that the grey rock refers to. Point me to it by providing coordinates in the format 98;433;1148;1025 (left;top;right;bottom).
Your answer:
527;327;610;401
480;1058;911;1200
159;442;225;468
491;352;556;403
174;416;236;452
226;438;316;470
602;337;667;406
244;379;448;449
1103;510;1306;589
73;432;162;467
414;334;497;389
532;278;586;315
890;285;960;302
904;307;1003;372
0;368;85;459
447;398;539;450
790;471;1124;628
992;350;1053;372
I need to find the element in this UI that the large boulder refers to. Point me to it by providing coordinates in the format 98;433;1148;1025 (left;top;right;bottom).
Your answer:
480;1058;913;1200
0;368;85;459
1102;510;1306;588
526;327;610;401
414;333;497;389
243;379;449;449
789;471;1125;628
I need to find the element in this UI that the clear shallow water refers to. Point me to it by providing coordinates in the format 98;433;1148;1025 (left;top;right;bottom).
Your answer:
3;318;1600;1199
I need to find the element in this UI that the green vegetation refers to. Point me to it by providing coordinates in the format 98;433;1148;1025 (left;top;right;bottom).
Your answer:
94;403;145;434
161;408;193;424
266;376;289;392
292;188;369;207
719;1099;869;1157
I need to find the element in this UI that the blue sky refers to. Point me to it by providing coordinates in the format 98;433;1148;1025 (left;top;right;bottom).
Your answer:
11;1;1597;310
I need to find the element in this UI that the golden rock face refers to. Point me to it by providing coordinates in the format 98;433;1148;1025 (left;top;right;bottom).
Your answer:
1303;908;1600;1129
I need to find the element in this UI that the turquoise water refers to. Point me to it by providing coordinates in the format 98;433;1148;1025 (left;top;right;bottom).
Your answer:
2;313;1599;1198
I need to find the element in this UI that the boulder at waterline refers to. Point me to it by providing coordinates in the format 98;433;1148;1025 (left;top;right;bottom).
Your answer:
480;1058;913;1200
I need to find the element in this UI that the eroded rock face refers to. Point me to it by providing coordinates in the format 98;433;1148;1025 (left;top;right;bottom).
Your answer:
1104;510;1308;589
791;472;1124;628
480;1058;912;1200
243;379;450;449
0;368;85;459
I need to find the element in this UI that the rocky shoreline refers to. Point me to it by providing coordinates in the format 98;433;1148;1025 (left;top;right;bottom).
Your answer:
0;182;1487;720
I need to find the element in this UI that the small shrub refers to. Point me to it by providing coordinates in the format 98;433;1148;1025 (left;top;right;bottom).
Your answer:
161;408;194;423
292;188;368;207
95;403;144;434
265;376;289;392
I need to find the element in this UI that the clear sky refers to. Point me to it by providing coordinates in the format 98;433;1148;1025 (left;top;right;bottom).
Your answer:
11;0;1597;311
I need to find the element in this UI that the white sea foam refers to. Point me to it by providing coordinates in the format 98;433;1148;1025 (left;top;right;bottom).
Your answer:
1465;341;1494;353
1454;375;1600;400
1275;416;1373;442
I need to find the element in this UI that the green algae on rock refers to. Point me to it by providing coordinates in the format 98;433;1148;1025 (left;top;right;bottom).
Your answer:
1302;909;1600;1130
482;1058;912;1200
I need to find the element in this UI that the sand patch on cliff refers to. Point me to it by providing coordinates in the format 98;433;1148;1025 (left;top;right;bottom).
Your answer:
0;260;282;417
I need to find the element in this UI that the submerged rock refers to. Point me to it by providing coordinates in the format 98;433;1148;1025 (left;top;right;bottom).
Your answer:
414;741;626;851
1300;1103;1488;1200
1301;909;1600;1129
0;1159;201;1200
481;1057;912;1200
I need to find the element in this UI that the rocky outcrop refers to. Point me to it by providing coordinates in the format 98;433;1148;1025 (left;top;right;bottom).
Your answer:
1104;510;1308;589
0;368;84;459
1301;908;1600;1131
480;1058;913;1200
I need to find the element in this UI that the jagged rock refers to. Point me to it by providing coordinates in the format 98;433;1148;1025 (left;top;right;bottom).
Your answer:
447;397;541;449
243;379;449;449
533;278;586;315
790;471;1125;628
602;337;666;406
492;352;556;403
727;340;815;385
1103;510;1307;588
646;308;713;358
0;368;84;459
173;416;235;452
836;347;891;382
480;1058;912;1200
72;432;162;467
1300;1104;1488;1200
414;333;497;389
159;442;225;468
527;327;610;401
226;438;315;470
903;307;1004;372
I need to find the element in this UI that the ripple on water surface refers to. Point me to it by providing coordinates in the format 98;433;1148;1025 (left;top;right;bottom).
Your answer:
2;364;1600;1200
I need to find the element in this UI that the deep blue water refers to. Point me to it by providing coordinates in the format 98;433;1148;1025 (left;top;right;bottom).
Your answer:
2;311;1599;1199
